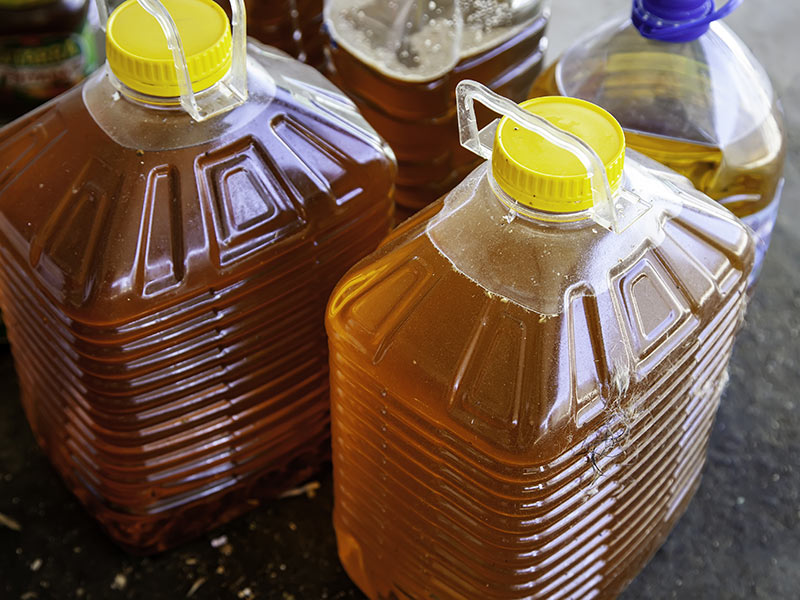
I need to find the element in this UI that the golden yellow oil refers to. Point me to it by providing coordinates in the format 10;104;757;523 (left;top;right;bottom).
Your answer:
531;62;786;220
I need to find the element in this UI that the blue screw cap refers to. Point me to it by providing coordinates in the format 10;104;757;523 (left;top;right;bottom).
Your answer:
632;0;743;42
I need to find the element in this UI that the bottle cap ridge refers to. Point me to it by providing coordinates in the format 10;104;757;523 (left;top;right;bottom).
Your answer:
492;97;626;214
106;0;232;97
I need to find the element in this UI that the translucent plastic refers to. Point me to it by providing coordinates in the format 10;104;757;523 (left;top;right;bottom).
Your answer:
326;85;754;599
531;18;786;288
324;0;550;219
0;40;395;552
243;0;324;67
97;0;248;122
456;80;648;234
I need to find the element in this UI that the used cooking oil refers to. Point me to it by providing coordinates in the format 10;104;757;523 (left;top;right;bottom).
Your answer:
244;0;324;66
324;0;550;221
0;0;395;552
325;81;754;599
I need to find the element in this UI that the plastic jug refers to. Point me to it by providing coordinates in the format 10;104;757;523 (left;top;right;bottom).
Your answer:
325;81;754;599
244;0;324;66
324;0;550;221
0;0;395;552
0;0;99;121
530;0;785;290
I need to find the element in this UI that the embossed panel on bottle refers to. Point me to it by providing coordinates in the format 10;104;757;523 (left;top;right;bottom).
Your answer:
567;292;606;428
197;136;307;266
30;156;121;301
347;256;438;363
663;219;736;294
0;108;65;193
449;307;527;437
271;113;358;205
672;202;750;276
614;254;695;367
350;265;423;339
284;75;383;148
139;165;185;296
652;232;716;310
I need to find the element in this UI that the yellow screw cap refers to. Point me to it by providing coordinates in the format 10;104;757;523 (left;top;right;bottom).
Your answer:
106;0;232;98
492;97;626;213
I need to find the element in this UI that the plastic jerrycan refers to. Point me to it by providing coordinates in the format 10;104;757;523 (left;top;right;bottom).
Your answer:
0;0;395;552
530;0;785;291
324;0;550;222
326;81;754;599
243;0;324;66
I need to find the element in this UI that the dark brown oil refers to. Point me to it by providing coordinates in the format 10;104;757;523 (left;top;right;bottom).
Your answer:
325;15;548;221
0;63;394;552
243;0;324;66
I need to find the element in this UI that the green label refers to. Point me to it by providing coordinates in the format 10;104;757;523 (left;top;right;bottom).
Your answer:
0;0;54;8
0;36;81;66
0;26;99;103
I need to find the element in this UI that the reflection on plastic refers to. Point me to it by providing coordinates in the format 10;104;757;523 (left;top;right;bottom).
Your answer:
98;0;247;121
0;40;395;552
326;108;755;600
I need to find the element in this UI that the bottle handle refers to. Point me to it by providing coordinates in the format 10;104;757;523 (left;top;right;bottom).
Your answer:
96;0;248;122
456;80;640;232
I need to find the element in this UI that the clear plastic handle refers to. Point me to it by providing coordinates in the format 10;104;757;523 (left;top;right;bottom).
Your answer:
96;0;248;122
456;79;643;233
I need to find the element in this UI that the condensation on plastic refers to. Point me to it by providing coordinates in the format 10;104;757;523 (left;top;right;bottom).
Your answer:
555;18;780;150
324;0;549;82
96;0;248;122
423;82;751;320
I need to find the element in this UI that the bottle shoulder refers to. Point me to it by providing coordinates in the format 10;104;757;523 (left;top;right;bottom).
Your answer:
0;45;395;324
556;20;783;147
327;161;753;458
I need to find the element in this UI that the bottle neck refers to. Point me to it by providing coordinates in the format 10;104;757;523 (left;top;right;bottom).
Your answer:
108;65;231;113
641;0;710;21
487;169;604;228
632;0;711;42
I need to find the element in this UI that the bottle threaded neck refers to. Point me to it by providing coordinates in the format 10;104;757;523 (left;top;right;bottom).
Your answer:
632;0;741;42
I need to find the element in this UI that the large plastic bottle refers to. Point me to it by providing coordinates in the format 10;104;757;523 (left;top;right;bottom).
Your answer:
326;81;754;599
0;0;99;122
0;0;395;552
324;0;550;221
243;0;324;66
530;0;785;289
